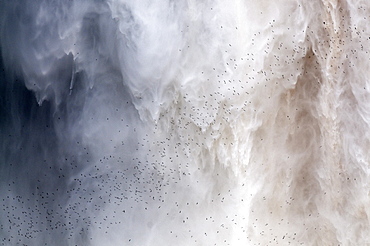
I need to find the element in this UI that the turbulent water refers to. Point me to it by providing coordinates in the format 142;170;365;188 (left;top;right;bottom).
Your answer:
1;0;370;245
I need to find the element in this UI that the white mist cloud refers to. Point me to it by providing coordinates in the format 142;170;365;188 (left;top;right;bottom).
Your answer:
1;0;370;245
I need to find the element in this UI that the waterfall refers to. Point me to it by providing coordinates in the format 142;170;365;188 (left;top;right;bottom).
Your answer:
1;0;369;245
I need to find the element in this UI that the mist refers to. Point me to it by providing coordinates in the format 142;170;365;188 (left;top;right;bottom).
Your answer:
1;0;370;245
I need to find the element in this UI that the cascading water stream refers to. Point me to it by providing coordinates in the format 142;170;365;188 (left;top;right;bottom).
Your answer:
1;0;370;245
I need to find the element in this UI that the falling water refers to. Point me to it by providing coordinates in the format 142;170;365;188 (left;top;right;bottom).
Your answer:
1;0;370;245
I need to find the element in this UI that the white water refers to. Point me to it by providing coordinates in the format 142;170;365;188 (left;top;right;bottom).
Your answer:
1;0;370;245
